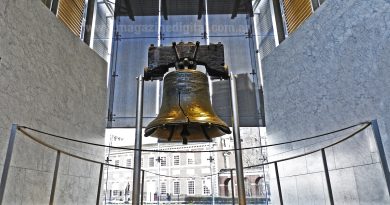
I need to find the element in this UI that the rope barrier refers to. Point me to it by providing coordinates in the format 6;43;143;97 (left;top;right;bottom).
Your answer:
17;121;369;153
18;128;209;179
264;130;344;159
242;122;371;169
16;121;371;179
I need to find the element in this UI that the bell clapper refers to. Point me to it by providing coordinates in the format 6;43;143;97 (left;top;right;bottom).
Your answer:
201;125;211;141
180;125;190;144
144;127;156;137
167;126;175;142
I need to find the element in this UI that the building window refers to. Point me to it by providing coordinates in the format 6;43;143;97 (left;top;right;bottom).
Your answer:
202;179;211;195
160;157;167;166
113;190;119;195
161;182;167;195
203;185;210;195
115;160;119;169
187;154;194;165
203;179;211;195
149;157;154;167
173;181;180;195
245;177;252;196
173;155;180;166
188;181;195;195
141;158;143;167
255;177;264;197
126;158;132;167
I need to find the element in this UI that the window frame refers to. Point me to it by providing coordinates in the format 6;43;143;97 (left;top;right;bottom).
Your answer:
202;179;211;195
173;181;180;195
160;182;167;195
187;155;194;165
114;160;120;169
187;180;195;195
126;158;132;167
160;156;167;166
149;157;155;167
173;155;180;166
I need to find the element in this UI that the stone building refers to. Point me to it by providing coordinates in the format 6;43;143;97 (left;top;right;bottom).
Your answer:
215;128;269;199
104;127;268;203
104;141;219;202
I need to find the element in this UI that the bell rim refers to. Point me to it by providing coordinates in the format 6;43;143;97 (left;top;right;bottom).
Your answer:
144;122;231;135
164;69;208;80
145;122;231;130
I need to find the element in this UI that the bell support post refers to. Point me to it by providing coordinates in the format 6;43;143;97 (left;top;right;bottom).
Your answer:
132;75;144;205
230;73;246;205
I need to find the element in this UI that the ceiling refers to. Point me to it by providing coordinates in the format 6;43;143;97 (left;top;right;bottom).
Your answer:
116;0;253;20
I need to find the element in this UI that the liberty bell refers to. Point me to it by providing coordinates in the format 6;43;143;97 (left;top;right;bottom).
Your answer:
144;42;231;144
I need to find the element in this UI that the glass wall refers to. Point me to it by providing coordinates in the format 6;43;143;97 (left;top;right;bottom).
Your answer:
108;15;159;128
107;5;264;128
91;0;115;62
104;0;270;204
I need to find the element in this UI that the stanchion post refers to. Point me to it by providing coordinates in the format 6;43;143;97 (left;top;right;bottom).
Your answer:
96;163;104;205
0;124;17;205
371;119;390;197
49;151;61;205
229;73;246;205
132;75;144;205
274;162;283;205
230;169;235;205
141;170;145;205
321;149;334;205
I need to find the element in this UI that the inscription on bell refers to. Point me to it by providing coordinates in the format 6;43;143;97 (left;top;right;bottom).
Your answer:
176;73;192;93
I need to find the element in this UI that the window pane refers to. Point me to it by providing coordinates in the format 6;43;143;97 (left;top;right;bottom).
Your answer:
115;160;119;169
174;155;180;166
108;16;159;128
173;181;180;195
126;158;132;167
203;186;210;195
149;157;154;167
161;182;167;195
187;154;194;165
188;181;195;195
161;15;205;38
203;179;211;195
160;157;167;166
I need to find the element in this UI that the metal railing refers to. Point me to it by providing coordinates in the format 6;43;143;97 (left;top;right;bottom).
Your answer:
0;120;389;205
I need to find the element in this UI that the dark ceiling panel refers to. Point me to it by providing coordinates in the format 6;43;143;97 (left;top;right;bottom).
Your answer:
116;0;252;18
117;0;159;16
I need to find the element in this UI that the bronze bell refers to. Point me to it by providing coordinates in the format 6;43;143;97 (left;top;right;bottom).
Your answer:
144;69;231;144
